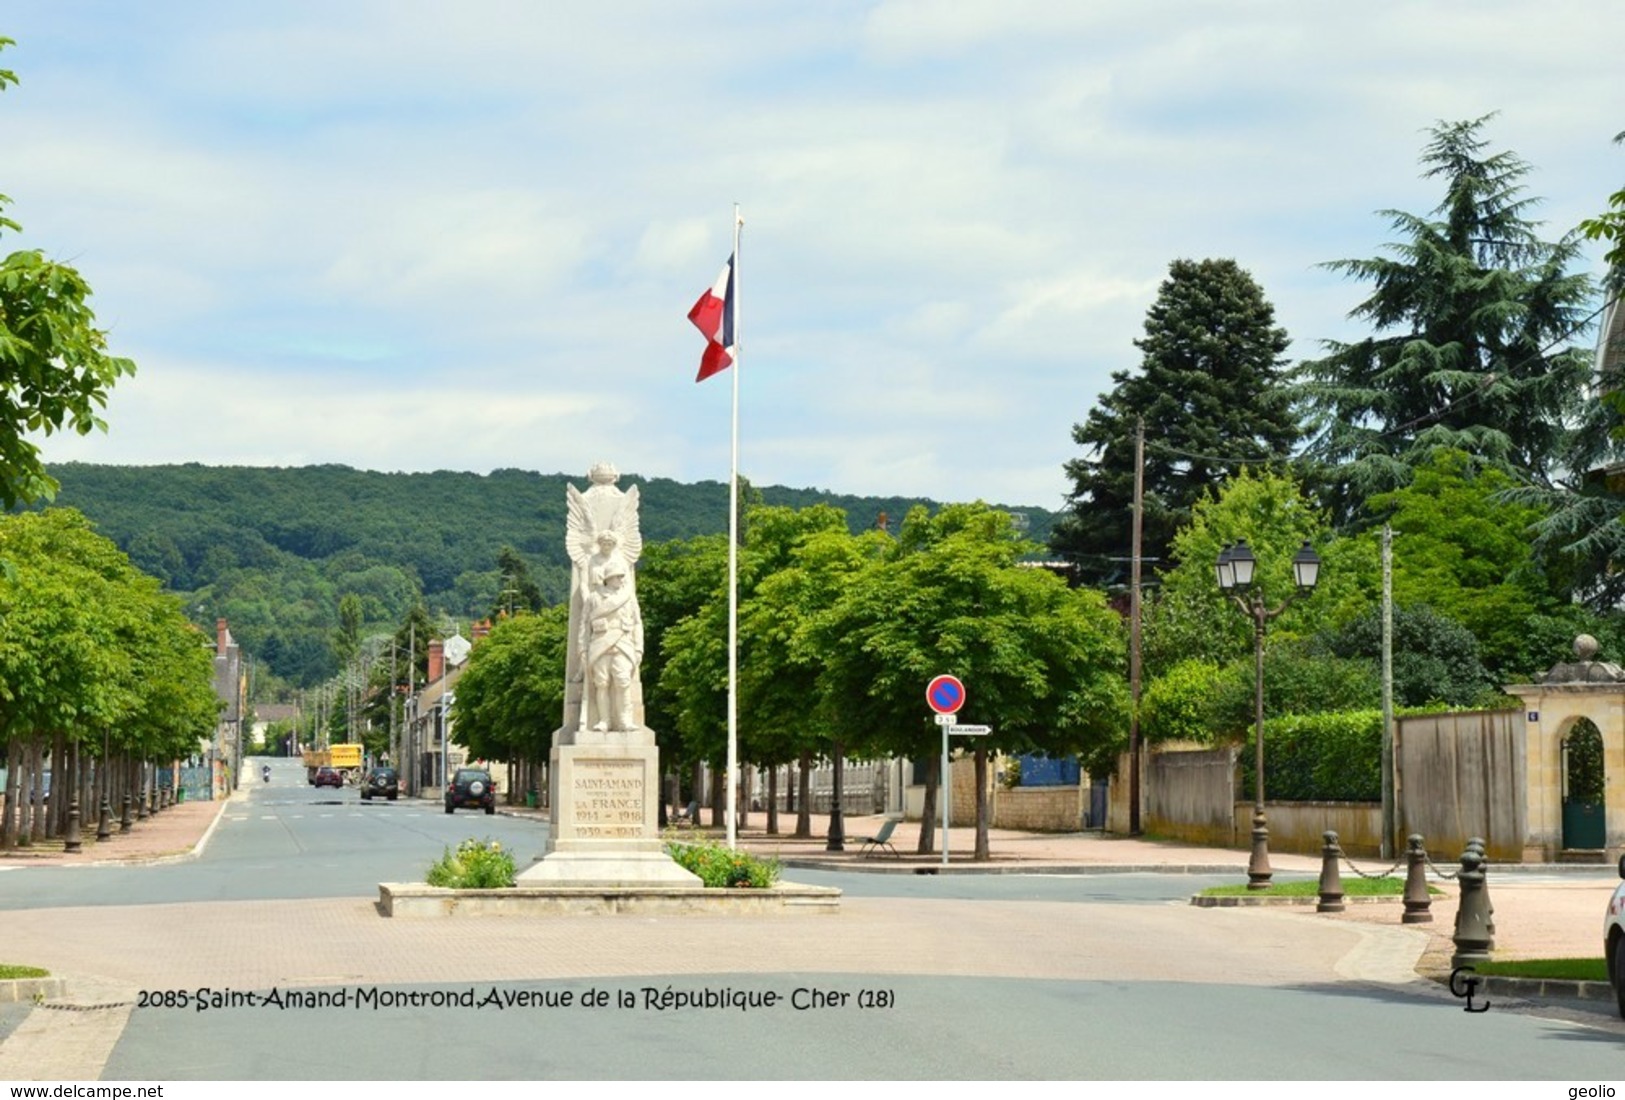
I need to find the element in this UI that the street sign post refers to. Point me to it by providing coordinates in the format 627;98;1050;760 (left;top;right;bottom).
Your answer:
926;675;996;867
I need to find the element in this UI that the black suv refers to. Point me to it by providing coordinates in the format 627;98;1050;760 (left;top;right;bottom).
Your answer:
445;768;495;815
360;767;399;801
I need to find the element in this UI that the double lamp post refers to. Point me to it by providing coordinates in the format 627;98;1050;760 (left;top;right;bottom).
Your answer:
1214;538;1321;890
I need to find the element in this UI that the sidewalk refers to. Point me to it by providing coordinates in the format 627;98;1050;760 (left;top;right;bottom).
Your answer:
0;795;230;869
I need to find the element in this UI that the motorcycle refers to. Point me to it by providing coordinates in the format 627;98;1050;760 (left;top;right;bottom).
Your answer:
261;766;271;784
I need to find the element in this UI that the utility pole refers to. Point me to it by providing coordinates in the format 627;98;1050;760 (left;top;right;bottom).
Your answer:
1380;524;1396;859
1128;416;1145;835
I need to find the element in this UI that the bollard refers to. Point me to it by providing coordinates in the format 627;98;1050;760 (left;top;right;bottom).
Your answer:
96;796;111;842
1402;834;1432;923
120;791;133;832
1317;830;1345;912
1467;837;1495;936
1451;842;1494;969
64;793;82;853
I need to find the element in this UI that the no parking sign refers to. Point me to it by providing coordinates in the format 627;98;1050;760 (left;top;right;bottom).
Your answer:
926;674;965;715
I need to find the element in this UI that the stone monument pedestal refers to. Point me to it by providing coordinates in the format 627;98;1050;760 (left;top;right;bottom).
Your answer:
516;728;701;888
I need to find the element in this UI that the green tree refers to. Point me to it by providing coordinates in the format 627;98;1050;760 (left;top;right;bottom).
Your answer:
1317;603;1494;707
1142;468;1350;678
0;510;215;848
1053;258;1298;583
816;504;1126;859
1358;451;1574;678
0;40;136;509
1299;115;1595;509
490;546;544;618
452;606;568;767
1579;130;1625;277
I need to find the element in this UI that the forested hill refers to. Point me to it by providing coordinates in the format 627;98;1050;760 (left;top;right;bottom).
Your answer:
34;462;1057;686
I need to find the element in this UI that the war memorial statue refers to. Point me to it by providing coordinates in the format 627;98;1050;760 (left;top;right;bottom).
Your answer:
517;463;700;886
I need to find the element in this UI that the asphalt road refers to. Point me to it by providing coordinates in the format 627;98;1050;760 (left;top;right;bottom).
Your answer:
4;761;1623;1081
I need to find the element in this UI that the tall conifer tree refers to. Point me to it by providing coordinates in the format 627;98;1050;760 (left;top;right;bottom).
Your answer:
1052;258;1298;584
1298;115;1594;512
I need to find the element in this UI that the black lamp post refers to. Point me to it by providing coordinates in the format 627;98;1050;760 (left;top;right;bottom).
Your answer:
1216;538;1321;889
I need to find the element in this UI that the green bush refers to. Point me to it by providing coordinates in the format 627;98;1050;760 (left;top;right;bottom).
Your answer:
1140;659;1225;744
1210;650;1380;737
426;838;517;889
666;838;781;888
1238;710;1383;802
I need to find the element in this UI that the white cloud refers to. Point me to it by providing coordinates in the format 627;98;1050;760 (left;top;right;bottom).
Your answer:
6;0;1622;509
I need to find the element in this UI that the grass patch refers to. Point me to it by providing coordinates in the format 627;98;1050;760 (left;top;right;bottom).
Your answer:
1199;876;1411;898
0;964;49;979
1472;958;1608;982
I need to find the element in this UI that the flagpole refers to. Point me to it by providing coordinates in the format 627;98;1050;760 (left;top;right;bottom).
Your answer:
726;204;743;850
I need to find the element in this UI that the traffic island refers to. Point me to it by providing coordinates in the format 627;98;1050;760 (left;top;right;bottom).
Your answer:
376;881;840;917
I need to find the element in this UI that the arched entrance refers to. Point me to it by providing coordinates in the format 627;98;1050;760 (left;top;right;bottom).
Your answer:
1562;717;1606;851
1504;634;1625;860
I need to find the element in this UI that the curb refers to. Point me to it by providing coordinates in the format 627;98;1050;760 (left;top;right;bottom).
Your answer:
0;977;65;1004
1190;894;1405;908
1473;974;1617;1005
781;859;1250;875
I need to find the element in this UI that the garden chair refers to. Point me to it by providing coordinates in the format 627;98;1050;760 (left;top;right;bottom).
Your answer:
856;816;901;859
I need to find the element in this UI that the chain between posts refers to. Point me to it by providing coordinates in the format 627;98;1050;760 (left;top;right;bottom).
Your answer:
1423;851;1461;880
1334;848;1460;881
1337;851;1407;879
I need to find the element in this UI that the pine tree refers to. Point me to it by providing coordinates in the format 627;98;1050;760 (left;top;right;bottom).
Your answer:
1298;115;1595;510
1051;258;1298;584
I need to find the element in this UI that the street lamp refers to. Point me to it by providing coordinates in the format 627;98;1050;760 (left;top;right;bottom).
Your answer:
1216;538;1321;889
442;692;455;793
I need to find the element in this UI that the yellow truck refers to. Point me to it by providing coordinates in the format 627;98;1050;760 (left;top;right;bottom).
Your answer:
304;743;364;785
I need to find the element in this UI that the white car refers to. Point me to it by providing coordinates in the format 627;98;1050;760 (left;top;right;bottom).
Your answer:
1606;855;1625;1018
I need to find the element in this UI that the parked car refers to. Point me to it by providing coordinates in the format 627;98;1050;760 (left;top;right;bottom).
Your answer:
1605;854;1625;1018
445;768;495;815
312;766;343;789
360;767;399;801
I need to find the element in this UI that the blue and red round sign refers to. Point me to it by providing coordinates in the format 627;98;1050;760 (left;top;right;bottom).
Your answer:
925;674;966;715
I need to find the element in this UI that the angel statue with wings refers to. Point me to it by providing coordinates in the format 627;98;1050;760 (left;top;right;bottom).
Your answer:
565;463;644;734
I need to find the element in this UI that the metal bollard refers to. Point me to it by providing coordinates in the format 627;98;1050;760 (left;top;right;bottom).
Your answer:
120;792;133;833
1402;834;1432;924
96;796;111;842
64;793;82;853
1451;842;1494;968
1467;837;1495;936
1317;830;1345;913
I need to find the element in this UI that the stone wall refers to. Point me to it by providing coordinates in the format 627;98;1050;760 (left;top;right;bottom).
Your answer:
1398;709;1525;862
945;756;1085;831
1243;801;1382;858
1145;746;1236;847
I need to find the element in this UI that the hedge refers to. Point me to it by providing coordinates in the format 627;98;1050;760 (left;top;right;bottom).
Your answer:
1237;709;1382;802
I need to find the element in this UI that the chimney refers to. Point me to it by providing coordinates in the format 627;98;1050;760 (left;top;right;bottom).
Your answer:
472;619;492;643
428;638;444;684
216;618;230;656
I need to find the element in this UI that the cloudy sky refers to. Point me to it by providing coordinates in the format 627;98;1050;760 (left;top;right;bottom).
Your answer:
3;2;1621;511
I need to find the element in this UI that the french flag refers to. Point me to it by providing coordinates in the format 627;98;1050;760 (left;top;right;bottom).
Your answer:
687;255;735;382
